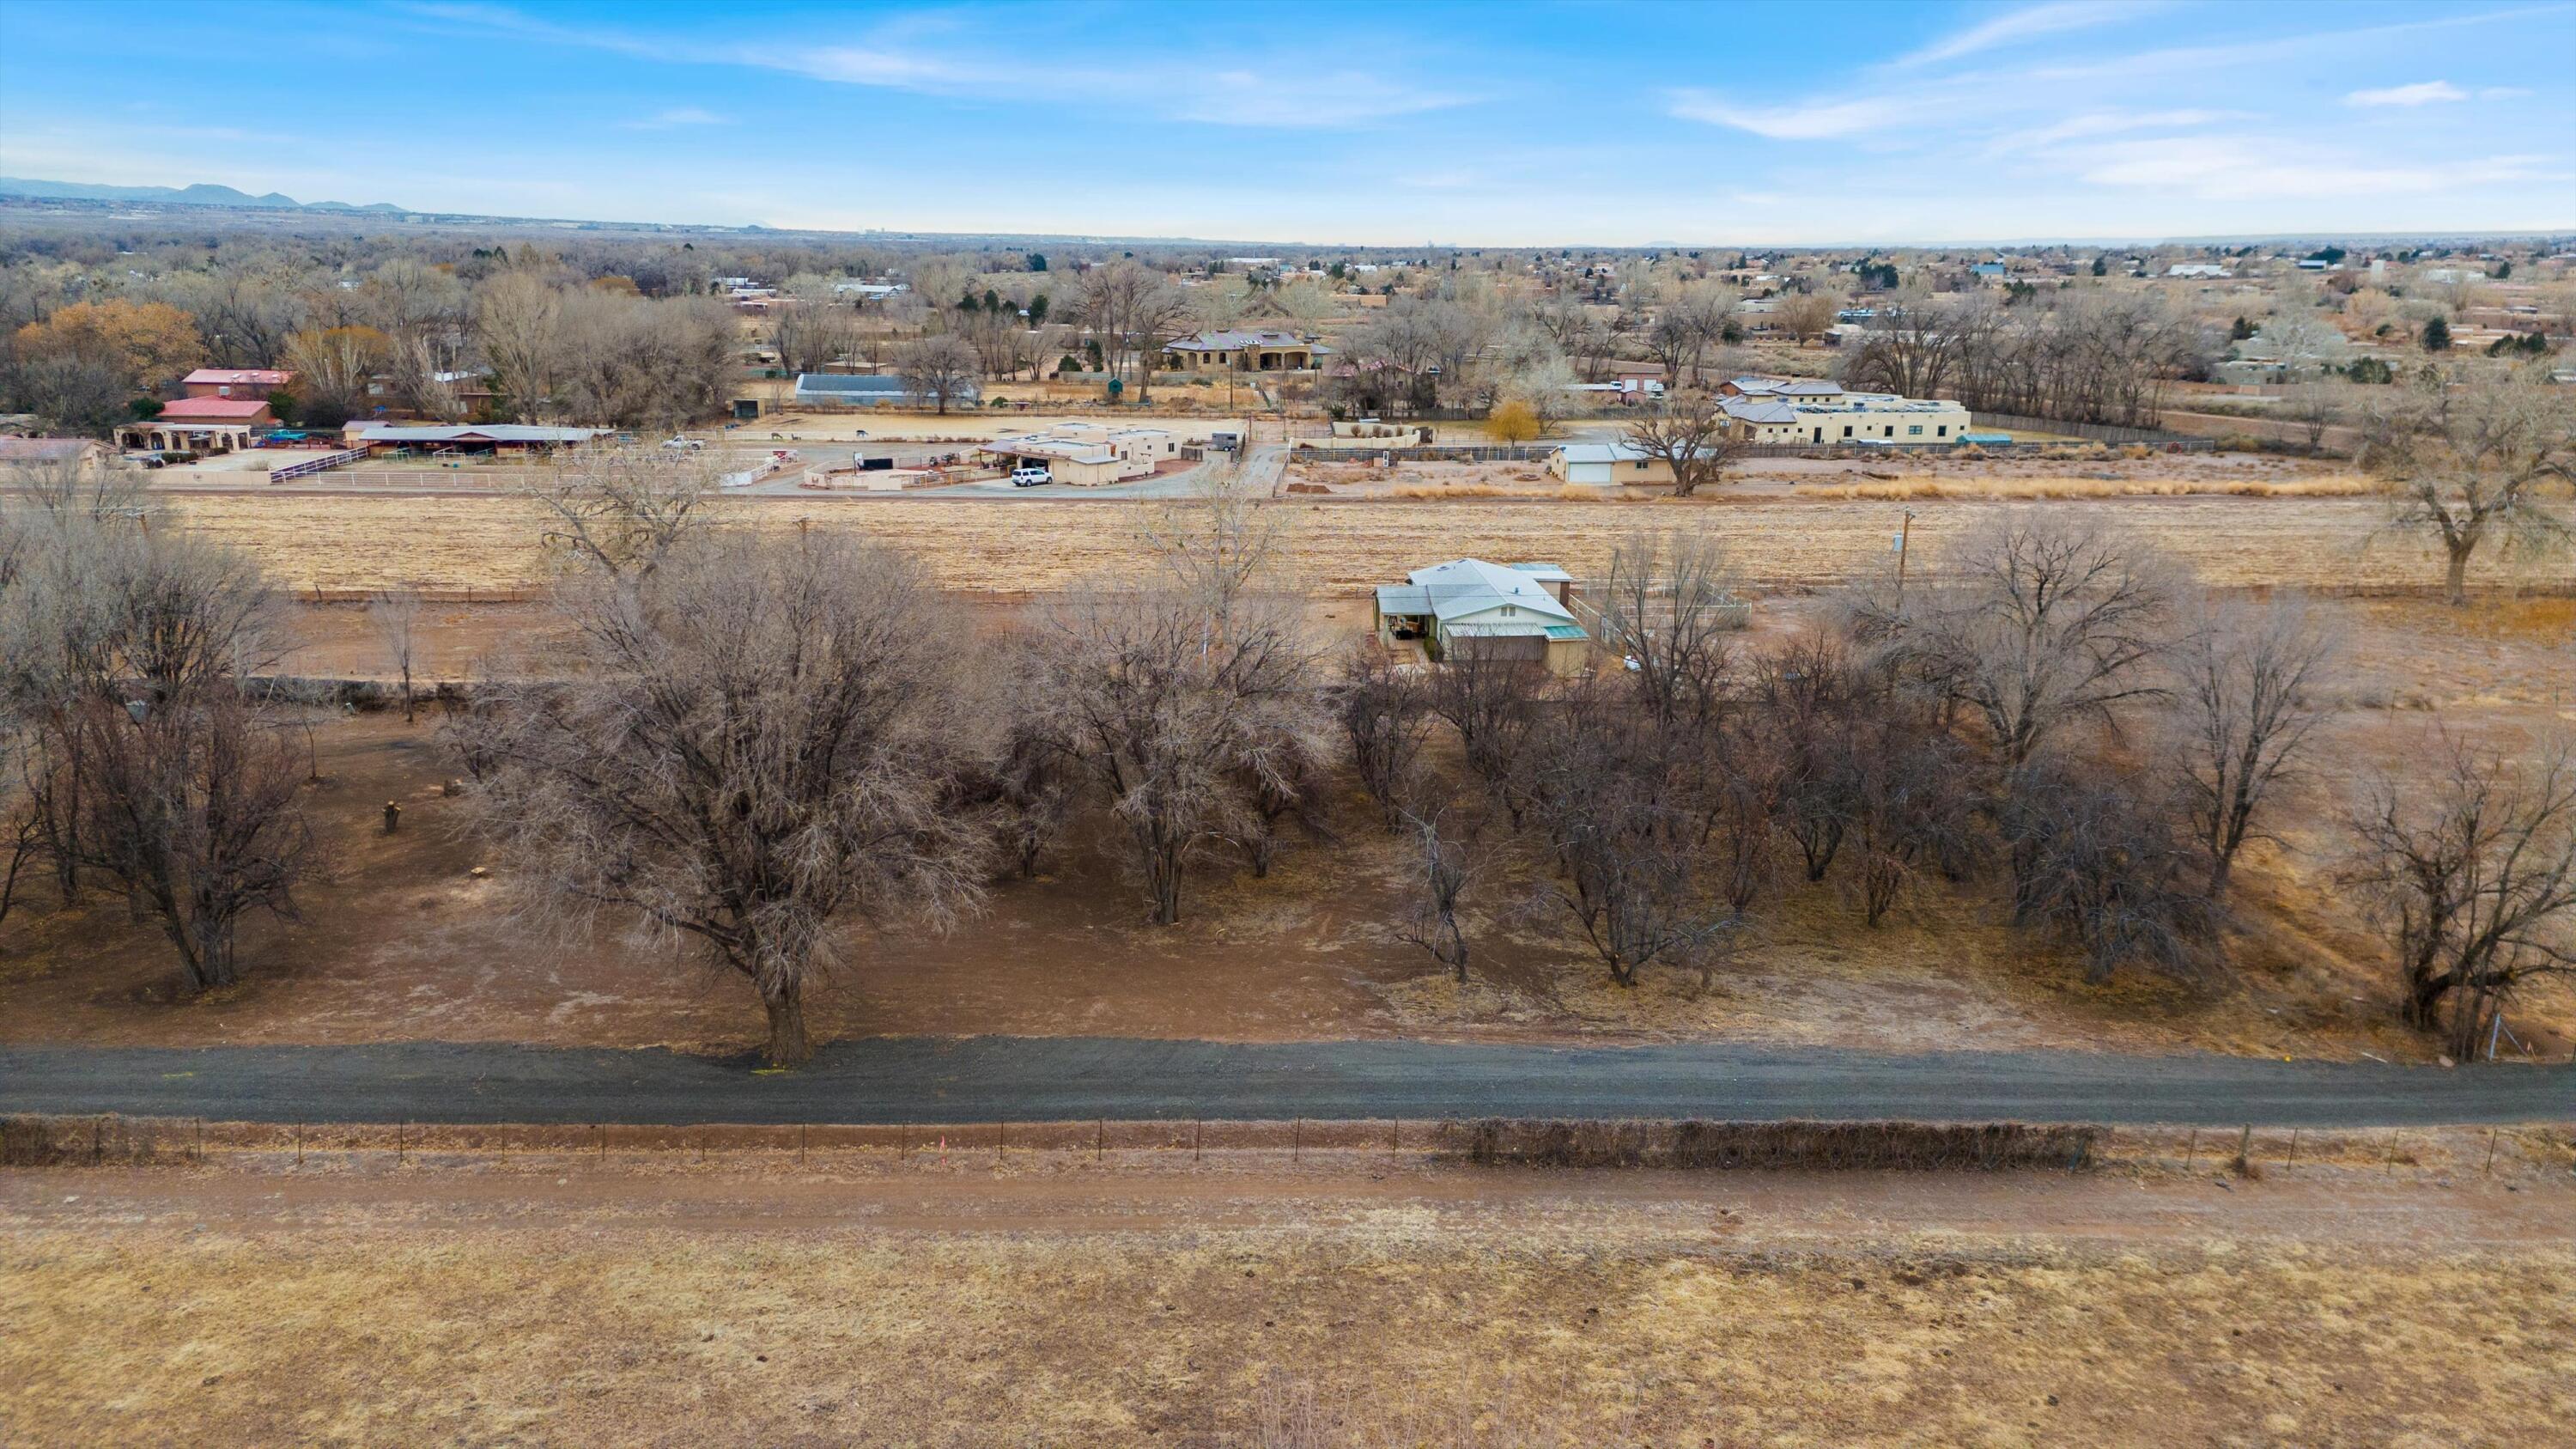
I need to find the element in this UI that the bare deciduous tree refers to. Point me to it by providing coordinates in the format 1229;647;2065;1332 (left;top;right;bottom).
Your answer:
1526;683;1741;988
1619;391;1746;498
4;514;307;990
64;689;312;991
1397;809;1477;983
1870;513;2176;772
2360;363;2575;604
519;441;723;577
453;531;992;1067
2166;595;2341;899
2000;750;2214;983
1021;490;1319;923
1428;649;1544;827
1336;642;1432;832
894;333;980;415
368;587;425;723
1592;528;1745;728
2347;736;2576;1061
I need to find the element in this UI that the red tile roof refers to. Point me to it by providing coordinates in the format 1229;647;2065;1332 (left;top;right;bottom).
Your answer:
183;368;293;387
155;397;272;421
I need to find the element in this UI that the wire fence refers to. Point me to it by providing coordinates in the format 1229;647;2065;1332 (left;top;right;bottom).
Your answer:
9;1112;2553;1178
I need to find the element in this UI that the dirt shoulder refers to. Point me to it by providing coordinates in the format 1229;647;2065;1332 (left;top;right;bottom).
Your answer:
4;1153;2570;1446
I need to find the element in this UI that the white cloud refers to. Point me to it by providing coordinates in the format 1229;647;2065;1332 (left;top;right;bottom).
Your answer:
395;1;1463;130
621;107;731;130
2344;80;2469;107
1667;89;1935;139
2070;136;2557;198
2002;107;2243;149
1170;70;1472;128
1897;2;2150;67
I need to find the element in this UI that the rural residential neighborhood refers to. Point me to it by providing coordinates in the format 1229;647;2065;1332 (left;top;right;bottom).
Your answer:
1;1;2572;1445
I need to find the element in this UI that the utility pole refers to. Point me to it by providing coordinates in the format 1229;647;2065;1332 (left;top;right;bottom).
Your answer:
1893;509;1916;609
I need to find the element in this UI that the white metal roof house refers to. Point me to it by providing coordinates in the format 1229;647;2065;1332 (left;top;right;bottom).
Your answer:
1548;441;1677;487
1373;558;1588;673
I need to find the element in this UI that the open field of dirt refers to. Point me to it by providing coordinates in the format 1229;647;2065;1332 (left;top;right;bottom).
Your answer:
5;1148;2570;1446
156;490;2517;597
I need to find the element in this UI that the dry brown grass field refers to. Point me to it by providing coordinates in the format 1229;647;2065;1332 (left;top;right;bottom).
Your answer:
5;1144;2571;1447
158;490;2498;597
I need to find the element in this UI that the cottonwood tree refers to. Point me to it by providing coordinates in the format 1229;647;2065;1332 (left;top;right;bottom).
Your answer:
1841;292;1960;400
1593;528;1744;728
770;289;864;376
1021;489;1320;923
519;441;724;577
1870;514;2176;773
453;532;992;1066
61;688;312;991
1336;642;1433;832
2165;595;2341;900
2347;737;2576;1061
368;587;426;723
1777;291;1841;345
895;334;980;414
1843;700;1984;928
1619;392;1746;497
1075;260;1194;401
2000;749;2214;982
1429;648;1546;827
2360;364;2575;605
6;516;307;990
1397;809;1477;983
1525;680;1741;988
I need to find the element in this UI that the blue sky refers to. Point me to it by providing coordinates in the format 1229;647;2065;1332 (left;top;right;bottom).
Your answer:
2;0;2570;244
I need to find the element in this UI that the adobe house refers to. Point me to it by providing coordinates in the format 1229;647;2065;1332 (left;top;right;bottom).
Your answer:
1162;330;1324;372
181;367;294;400
117;396;272;454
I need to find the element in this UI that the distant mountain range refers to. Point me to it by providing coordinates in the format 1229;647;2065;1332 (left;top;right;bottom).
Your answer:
0;177;407;214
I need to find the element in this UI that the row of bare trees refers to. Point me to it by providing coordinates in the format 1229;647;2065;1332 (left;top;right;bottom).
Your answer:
449;466;1328;1064
0;463;313;989
1843;291;2203;428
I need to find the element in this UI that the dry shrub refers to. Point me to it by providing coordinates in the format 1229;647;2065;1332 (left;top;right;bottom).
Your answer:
1;1115;186;1166
1451;1117;2101;1171
1557;485;1607;502
1391;484;1511;499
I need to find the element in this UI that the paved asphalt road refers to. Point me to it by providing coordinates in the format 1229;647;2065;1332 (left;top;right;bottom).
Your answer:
1;1038;2566;1127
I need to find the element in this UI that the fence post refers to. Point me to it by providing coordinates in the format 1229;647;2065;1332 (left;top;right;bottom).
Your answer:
2181;1128;2196;1171
1194;1118;1202;1164
296;1120;304;1168
2485;1128;2500;1177
2232;1123;2251;1174
1096;1118;1103;1164
1292;1117;1301;1165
